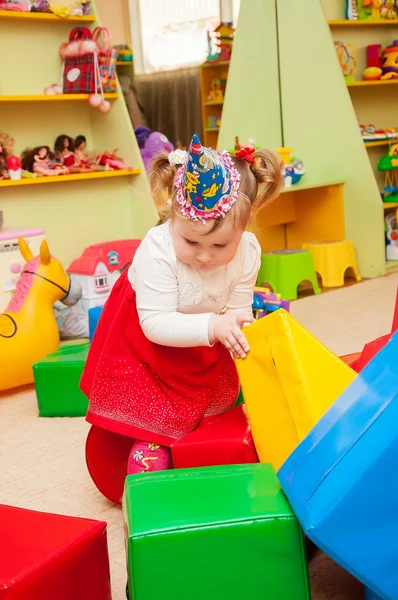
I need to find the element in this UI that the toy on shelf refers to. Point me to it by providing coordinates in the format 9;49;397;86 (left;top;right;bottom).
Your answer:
355;0;398;20
276;147;305;188
385;211;398;260
207;78;224;102
252;286;290;319
360;124;398;142
134;126;174;172
378;143;398;200
381;40;398;80
21;145;68;176
346;0;359;19
207;115;221;129
335;41;357;83
363;44;383;81
0;238;82;391
205;22;235;63
0;132;15;180
93;26;117;93
114;44;133;63
67;239;140;312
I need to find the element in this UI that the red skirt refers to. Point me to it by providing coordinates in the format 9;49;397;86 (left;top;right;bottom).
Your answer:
81;270;239;447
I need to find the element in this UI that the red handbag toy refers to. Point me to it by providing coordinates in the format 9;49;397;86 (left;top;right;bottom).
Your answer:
60;27;99;94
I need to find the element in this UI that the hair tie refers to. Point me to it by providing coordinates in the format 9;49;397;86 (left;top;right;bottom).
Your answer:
236;146;255;164
168;149;188;167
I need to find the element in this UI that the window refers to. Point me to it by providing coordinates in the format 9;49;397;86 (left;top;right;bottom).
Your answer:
94;273;109;292
130;0;240;74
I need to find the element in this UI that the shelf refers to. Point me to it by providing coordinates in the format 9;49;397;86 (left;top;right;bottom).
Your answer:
116;61;133;66
0;93;118;102
202;60;230;68
383;202;398;209
364;139;397;148
0;10;95;22
328;19;398;26
386;260;398;273
205;127;220;132
0;169;140;188
204;100;224;106
347;79;398;87
281;180;345;194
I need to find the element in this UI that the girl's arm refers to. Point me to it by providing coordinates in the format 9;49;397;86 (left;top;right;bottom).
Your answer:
131;234;214;348
225;233;261;316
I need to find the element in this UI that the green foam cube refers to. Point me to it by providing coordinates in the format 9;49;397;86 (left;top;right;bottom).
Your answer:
33;342;89;417
123;464;310;600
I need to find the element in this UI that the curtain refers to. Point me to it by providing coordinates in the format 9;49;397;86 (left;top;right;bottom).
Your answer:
134;67;203;148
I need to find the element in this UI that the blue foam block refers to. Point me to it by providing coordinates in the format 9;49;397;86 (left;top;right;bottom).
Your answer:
365;589;383;600
278;332;398;600
88;306;103;342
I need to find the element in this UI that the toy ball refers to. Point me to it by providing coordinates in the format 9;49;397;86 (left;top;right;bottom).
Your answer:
98;100;111;114
363;67;382;81
88;94;102;108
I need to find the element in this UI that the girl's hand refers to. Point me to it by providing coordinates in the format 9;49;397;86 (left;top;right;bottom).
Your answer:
209;313;254;359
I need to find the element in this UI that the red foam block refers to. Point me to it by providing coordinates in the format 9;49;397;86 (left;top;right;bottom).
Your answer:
0;505;111;600
86;425;135;505
171;404;258;469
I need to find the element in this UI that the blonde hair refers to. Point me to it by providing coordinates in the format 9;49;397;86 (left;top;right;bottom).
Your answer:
150;148;282;229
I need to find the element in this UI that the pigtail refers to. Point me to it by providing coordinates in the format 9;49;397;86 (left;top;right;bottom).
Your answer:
250;149;282;212
149;151;178;223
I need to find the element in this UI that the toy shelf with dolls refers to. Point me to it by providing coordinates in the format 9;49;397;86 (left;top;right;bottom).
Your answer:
0;1;155;268
0;10;95;22
0;168;139;188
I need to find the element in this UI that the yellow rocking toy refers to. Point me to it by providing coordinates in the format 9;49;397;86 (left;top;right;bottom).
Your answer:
0;238;81;392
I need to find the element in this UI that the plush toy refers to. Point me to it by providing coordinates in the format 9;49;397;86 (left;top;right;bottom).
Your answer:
134;126;174;171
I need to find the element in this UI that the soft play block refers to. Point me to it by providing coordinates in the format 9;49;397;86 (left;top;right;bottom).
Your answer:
171;405;258;469
33;342;89;417
278;333;398;600
88;306;103;342
124;464;310;600
0;504;111;600
236;310;356;471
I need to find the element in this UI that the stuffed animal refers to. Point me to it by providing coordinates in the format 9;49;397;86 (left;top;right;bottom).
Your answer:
135;127;174;172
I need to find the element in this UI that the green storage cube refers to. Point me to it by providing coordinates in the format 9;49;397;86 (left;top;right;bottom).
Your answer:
124;464;310;600
33;343;90;417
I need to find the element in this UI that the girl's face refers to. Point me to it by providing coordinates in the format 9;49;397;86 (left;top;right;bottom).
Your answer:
38;147;48;159
171;213;243;271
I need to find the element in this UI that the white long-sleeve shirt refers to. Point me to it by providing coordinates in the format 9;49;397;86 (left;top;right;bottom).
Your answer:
128;221;261;347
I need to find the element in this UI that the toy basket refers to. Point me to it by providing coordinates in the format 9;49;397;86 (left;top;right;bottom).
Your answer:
93;27;117;93
60;27;98;94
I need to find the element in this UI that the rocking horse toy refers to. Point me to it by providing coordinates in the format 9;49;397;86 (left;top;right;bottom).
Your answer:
0;238;81;392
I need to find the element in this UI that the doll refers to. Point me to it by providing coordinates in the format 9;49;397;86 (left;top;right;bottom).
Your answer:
96;147;133;170
21;146;68;176
74;135;107;171
0;133;14;180
54;134;76;167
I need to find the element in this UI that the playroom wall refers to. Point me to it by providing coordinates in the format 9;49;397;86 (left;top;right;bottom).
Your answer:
96;0;132;45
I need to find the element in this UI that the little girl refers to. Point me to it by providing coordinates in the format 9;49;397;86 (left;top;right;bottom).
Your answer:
81;134;281;474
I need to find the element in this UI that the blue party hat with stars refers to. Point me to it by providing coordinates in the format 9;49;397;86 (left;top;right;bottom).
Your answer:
175;134;240;222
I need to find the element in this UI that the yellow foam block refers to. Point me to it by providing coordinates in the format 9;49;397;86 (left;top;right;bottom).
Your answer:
236;310;356;471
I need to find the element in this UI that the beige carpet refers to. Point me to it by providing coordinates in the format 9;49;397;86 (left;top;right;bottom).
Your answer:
1;273;397;600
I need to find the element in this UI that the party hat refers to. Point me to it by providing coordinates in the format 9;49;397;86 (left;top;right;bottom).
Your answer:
175;134;240;222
